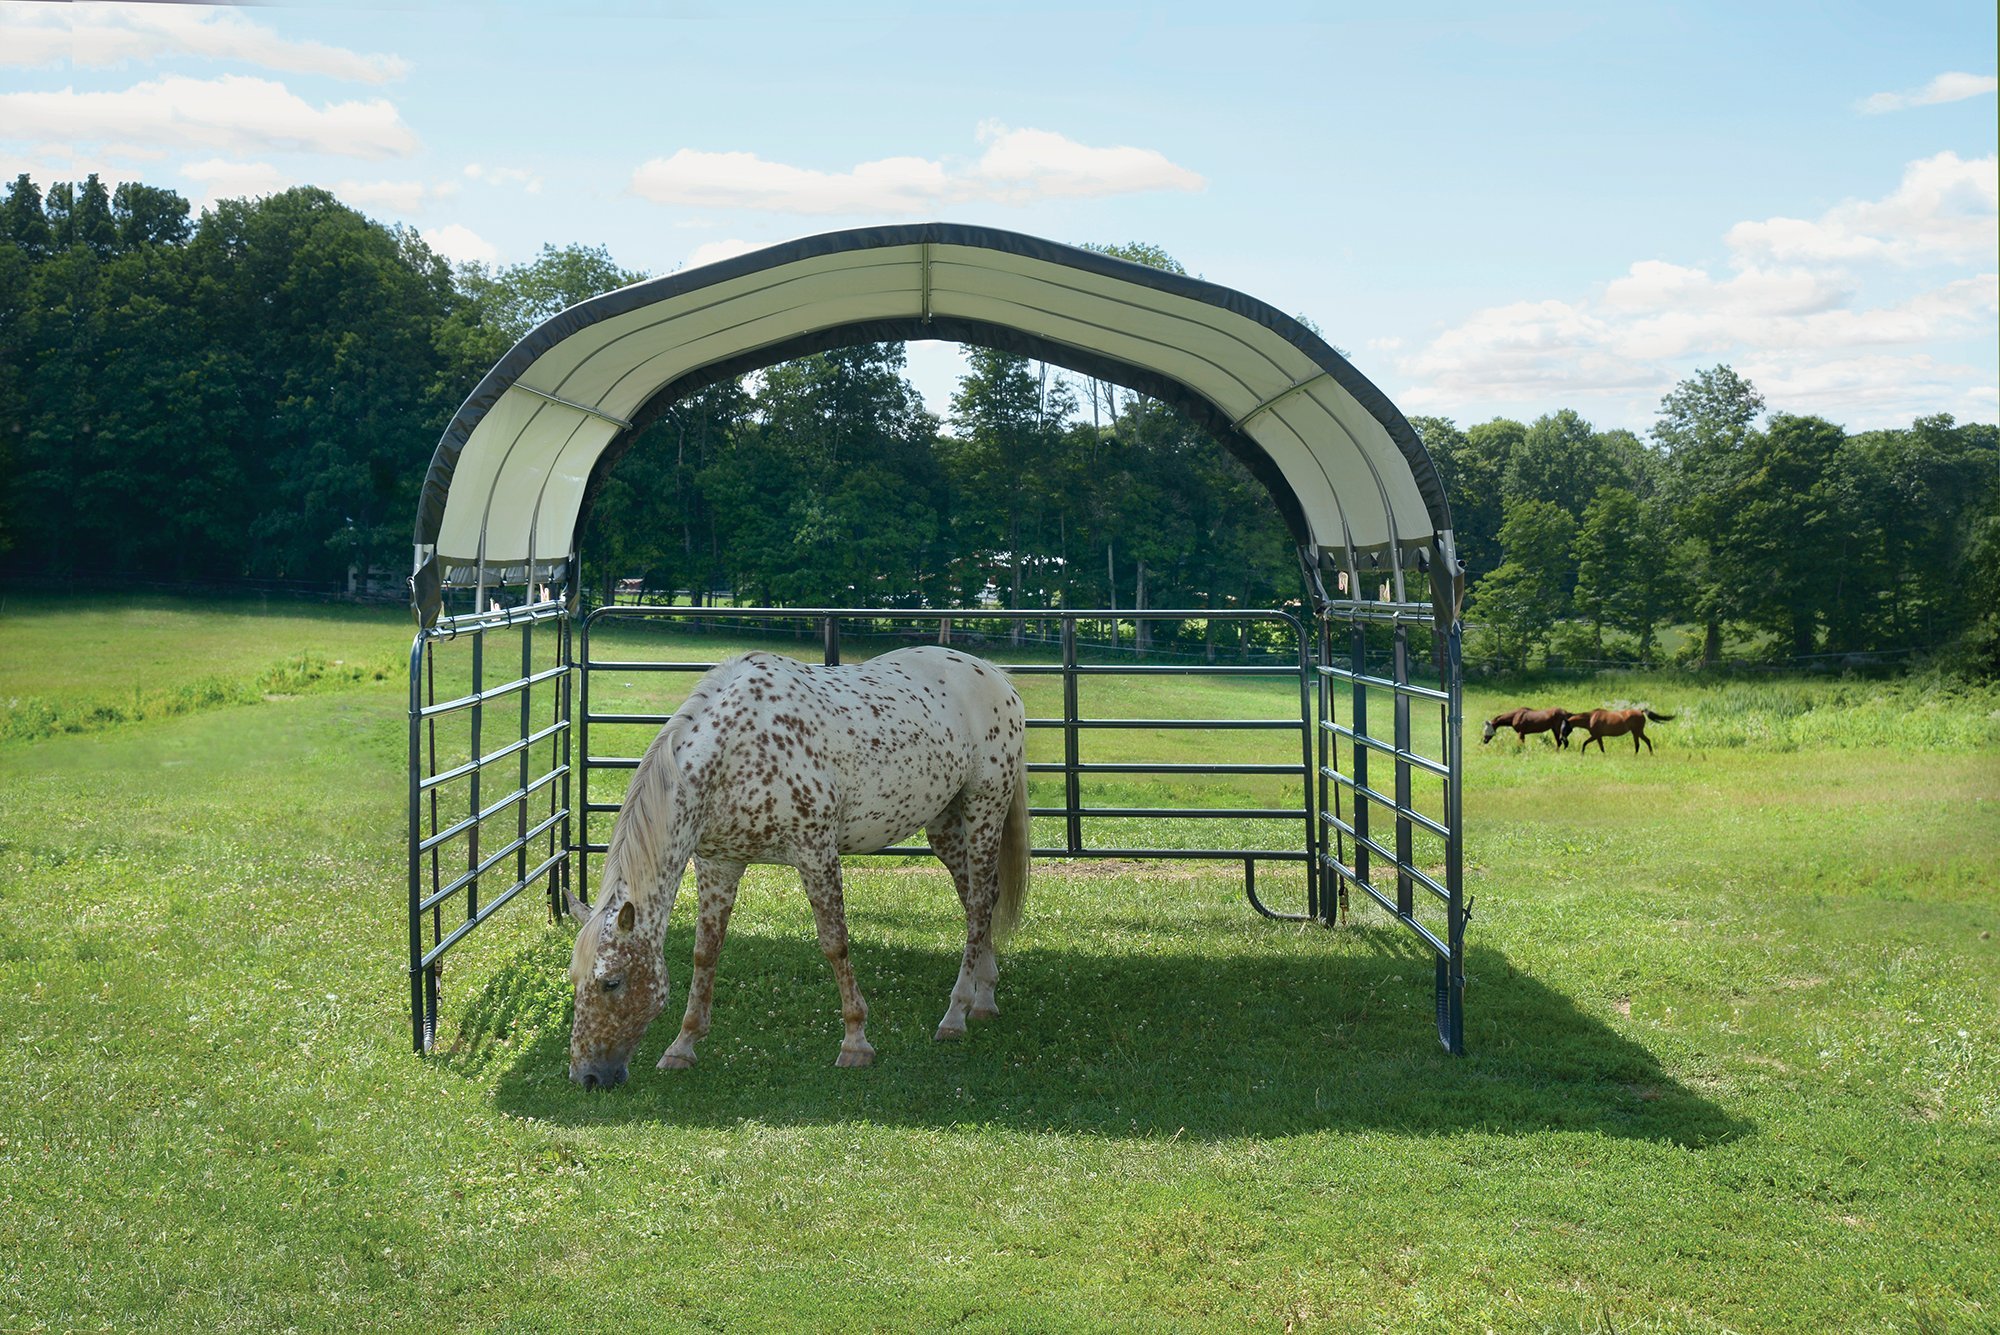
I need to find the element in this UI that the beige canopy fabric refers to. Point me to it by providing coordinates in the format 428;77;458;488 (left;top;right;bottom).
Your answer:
412;222;1454;626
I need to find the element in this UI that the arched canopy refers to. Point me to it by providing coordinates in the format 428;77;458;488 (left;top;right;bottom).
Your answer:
412;222;1454;625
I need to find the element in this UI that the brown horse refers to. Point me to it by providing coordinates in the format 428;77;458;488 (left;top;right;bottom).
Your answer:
1482;706;1573;748
1560;708;1675;754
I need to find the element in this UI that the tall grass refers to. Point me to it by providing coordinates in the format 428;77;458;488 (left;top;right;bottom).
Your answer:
1;650;403;742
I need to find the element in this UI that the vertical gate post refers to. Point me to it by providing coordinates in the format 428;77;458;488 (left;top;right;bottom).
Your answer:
1295;616;1319;921
1317;615;1342;925
822;615;841;666
467;628;484;923
1392;623;1415;918
553;610;573;920
517;620;532;906
1437;618;1467;1055
406;634;428;1053
1060;615;1083;855
424;651;441;1043
577;614;593;904
1348;618;1370;891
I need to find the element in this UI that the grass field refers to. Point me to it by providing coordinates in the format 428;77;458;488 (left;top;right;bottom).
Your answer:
1;595;1996;1332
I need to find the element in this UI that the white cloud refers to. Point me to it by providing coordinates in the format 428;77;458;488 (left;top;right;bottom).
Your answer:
682;238;765;270
969;122;1205;200
1612;272;1996;361
1398;155;2000;428
1727;151;1997;266
0;2;407;83
630;124;1203;215
181;158;296;209
179;160;456;218
1857;71;1998;114
1736;350;1995;423
8;141;161;190
0;75;419;160
337;179;431;214
464;163;544;194
1602;260;1848;317
633;149;950;215
1399;298;1653;404
424;224;499;265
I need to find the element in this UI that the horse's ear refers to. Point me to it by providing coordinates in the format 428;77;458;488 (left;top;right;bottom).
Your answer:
617;901;636;933
563;887;590;926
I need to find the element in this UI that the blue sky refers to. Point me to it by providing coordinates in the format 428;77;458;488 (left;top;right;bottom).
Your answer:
4;0;1994;431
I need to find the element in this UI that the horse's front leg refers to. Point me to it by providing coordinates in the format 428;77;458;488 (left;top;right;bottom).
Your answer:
799;850;873;1067
659;856;744;1070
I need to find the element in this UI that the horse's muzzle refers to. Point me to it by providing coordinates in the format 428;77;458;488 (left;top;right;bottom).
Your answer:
569;1061;629;1090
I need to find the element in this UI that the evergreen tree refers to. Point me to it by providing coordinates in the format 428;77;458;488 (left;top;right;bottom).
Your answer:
1;175;51;260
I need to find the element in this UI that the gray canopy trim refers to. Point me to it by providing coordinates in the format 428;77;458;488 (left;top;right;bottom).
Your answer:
413;222;1453;627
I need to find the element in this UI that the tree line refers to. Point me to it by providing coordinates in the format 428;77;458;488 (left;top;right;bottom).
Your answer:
1415;372;1997;672
1;173;1993;672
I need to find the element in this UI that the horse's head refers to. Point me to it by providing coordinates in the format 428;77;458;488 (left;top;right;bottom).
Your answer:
564;887;670;1089
1480;717;1498;744
1557;714;1585;745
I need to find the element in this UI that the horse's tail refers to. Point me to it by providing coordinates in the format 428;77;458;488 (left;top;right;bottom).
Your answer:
1646;709;1675;722
991;756;1031;944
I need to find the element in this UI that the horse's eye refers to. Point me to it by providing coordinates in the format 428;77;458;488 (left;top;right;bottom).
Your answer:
600;977;623;993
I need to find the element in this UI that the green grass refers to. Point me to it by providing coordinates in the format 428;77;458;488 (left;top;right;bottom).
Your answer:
0;591;414;741
1;596;1996;1331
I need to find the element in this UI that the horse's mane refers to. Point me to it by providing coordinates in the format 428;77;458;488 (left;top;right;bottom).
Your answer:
601;711;690;910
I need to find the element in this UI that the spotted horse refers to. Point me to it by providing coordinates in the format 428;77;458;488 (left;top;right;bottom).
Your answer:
564;646;1031;1088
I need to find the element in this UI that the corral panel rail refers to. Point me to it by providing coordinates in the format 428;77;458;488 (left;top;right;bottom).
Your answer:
576;606;1319;923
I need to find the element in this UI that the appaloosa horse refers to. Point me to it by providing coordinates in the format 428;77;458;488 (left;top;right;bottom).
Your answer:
564;646;1029;1087
1482;706;1573;747
1559;707;1675;754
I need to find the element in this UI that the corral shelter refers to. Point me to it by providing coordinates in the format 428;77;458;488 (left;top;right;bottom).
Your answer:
405;223;1470;1055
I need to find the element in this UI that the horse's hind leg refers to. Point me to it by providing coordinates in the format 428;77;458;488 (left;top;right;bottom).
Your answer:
658;856;743;1070
799;849;873;1068
1638;728;1652;755
927;793;1001;1041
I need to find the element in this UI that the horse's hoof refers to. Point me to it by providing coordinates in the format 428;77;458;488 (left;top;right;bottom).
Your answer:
934;1020;966;1041
836;1044;876;1068
970;1005;1000;1021
657;1050;696;1070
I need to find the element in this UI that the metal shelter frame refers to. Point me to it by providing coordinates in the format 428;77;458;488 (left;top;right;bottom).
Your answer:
404;223;1470;1059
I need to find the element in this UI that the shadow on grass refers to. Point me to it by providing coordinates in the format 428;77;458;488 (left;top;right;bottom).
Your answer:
448;925;1747;1148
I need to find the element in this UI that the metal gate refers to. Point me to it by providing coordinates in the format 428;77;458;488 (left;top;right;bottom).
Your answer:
405;595;572;1054
406;597;1466;1056
1315;597;1467;1054
577;606;1316;915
